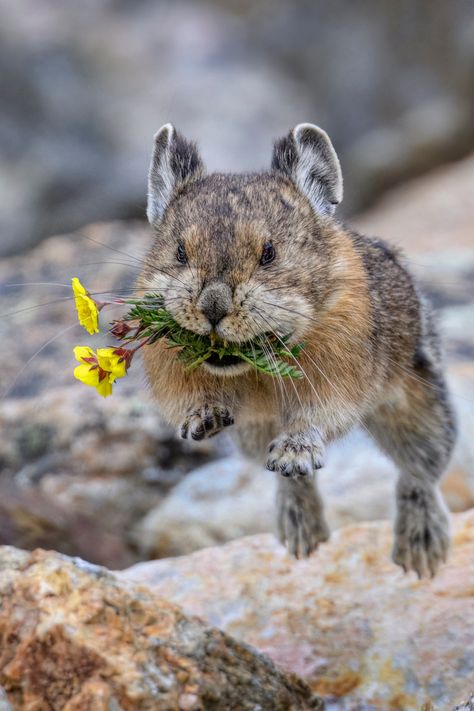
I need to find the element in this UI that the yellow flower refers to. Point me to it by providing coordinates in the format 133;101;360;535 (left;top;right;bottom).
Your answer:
73;346;128;398
97;348;128;380
72;277;99;335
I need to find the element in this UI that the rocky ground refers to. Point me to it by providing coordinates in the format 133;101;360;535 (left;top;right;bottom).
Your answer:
0;155;473;708
0;512;472;709
123;510;474;710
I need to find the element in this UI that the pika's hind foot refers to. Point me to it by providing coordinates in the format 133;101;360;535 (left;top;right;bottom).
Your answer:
277;476;330;558
180;404;234;441
393;484;450;578
266;431;324;478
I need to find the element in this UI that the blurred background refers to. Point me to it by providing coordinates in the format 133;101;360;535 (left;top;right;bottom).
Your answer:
0;0;473;569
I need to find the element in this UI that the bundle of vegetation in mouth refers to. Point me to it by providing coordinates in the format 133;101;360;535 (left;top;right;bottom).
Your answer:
72;279;305;398
124;294;305;378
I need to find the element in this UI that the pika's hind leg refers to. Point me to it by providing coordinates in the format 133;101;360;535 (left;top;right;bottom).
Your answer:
365;365;456;577
276;475;330;558
234;421;329;557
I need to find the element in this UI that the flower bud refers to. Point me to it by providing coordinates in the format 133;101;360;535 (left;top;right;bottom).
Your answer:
110;320;133;339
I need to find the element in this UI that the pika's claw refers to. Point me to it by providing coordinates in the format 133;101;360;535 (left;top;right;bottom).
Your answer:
277;476;330;558
392;486;450;578
266;432;324;479
180;404;234;441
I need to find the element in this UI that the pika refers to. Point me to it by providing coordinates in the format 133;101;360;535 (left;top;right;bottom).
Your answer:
139;122;456;578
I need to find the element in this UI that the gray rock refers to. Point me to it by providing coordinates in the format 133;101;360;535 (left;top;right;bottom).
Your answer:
453;695;474;711
132;457;276;558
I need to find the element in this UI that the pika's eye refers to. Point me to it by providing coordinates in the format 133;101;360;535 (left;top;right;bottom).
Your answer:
260;242;275;266
176;244;187;264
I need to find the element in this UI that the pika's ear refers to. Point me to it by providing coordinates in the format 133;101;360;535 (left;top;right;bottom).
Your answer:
272;123;343;215
147;124;205;224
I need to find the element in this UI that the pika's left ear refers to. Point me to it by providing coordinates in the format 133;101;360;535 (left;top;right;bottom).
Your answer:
272;123;343;215
147;124;205;225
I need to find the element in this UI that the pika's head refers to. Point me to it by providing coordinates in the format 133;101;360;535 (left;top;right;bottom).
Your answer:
140;123;345;376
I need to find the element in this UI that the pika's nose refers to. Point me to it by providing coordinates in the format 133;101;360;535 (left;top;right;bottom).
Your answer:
198;281;232;329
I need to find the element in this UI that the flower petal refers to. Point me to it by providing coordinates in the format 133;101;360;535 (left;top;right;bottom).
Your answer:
74;363;100;387
71;277;87;297
73;346;97;364
97;348;127;379
95;378;113;397
72;278;99;334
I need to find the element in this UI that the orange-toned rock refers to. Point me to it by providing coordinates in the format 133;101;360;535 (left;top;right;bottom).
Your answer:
124;511;474;711
0;547;322;710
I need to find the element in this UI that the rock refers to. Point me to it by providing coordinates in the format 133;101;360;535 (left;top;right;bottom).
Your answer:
132;456;276;558
0;546;322;711
132;446;397;559
0;385;218;568
123;510;474;710
0;479;134;570
354;153;474;256
355;153;474;364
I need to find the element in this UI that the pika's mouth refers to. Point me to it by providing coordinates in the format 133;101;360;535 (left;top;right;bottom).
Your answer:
201;351;252;376
205;353;243;368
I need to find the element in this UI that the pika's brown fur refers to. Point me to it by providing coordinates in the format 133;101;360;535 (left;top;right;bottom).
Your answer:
139;123;456;577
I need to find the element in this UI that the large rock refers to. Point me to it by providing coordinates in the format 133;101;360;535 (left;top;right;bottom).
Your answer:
123;510;474;710
132;456;275;558
355;152;474;367
0;546;323;710
354;152;474;256
0;385;217;568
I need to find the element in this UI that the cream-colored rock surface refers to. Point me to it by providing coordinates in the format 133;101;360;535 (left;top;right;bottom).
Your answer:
124;510;474;711
353;152;474;255
132;457;276;558
0;546;323;711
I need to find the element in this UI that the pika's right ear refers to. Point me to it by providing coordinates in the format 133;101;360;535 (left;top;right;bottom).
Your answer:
147;124;205;224
272;123;343;216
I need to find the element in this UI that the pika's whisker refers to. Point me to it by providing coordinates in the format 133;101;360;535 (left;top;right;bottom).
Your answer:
76;231;147;266
1;282;72;289
1;322;80;400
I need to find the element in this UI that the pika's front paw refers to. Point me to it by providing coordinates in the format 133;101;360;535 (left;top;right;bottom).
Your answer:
180;404;234;441
266;432;324;478
393;486;450;578
277;479;330;558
